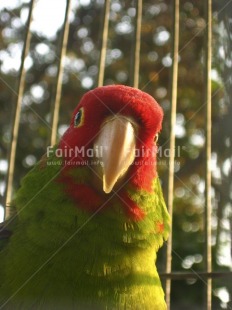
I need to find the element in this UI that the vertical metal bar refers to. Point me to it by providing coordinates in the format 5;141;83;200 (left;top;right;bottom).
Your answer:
165;0;179;309
4;0;35;220
50;0;72;146
131;0;142;88
97;0;110;87
204;0;212;309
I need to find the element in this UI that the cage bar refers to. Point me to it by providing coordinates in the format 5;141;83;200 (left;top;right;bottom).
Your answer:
165;0;180;309
50;0;72;146
204;0;212;309
4;0;35;220
160;271;232;280
97;0;110;87
131;0;142;88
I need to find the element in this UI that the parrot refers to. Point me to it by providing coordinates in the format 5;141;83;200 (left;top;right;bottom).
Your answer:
0;85;170;309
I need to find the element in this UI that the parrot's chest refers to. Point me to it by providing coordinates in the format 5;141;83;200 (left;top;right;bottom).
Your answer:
1;227;166;310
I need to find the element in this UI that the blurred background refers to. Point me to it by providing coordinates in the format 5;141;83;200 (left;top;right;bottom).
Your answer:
0;0;231;309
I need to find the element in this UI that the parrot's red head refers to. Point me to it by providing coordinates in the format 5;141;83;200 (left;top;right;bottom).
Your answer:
58;85;163;220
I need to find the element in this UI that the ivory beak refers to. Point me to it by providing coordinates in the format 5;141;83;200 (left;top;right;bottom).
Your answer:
94;117;136;193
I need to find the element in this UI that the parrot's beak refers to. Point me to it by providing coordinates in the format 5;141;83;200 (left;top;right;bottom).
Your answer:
94;116;136;194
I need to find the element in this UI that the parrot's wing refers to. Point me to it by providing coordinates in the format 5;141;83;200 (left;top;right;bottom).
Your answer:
0;222;12;252
156;177;171;241
0;206;17;252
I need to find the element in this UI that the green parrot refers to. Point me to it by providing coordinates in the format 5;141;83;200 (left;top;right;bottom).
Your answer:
0;85;170;309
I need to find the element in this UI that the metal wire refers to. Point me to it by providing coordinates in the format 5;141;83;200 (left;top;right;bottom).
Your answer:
50;0;72;146
165;0;179;308
97;0;110;87
131;0;142;88
160;271;232;280
4;0;35;220
204;0;212;309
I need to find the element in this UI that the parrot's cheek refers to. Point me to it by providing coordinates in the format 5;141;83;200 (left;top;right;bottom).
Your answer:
93;116;137;194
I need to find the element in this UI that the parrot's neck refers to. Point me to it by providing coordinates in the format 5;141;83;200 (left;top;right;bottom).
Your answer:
40;153;166;275
59;163;145;220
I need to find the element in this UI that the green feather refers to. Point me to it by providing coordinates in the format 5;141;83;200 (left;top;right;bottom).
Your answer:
0;150;170;309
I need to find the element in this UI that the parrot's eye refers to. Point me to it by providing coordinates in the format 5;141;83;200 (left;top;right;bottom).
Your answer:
74;108;84;128
154;134;159;144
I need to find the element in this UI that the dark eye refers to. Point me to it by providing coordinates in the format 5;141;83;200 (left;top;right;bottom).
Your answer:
154;134;159;143
74;108;84;128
